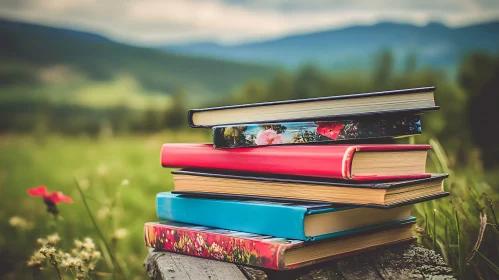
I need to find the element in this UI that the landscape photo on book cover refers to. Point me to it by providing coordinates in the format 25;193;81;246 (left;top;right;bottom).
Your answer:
213;114;421;148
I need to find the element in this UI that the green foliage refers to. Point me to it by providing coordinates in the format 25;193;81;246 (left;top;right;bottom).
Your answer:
258;125;287;134
414;138;499;279
458;53;499;167
373;50;395;88
0;131;211;278
222;126;249;147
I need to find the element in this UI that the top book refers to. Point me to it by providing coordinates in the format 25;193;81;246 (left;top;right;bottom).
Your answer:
188;87;437;128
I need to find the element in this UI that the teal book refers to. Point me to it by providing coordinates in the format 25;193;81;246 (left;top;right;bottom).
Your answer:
156;192;415;241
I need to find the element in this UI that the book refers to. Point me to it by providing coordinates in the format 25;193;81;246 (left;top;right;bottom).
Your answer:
144;219;416;270
188;87;437;127
157;192;413;241
161;143;431;181
213;114;422;148
171;170;449;207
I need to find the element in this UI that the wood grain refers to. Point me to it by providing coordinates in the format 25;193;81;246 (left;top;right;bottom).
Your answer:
144;242;455;280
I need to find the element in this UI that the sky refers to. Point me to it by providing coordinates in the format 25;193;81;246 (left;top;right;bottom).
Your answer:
1;0;499;45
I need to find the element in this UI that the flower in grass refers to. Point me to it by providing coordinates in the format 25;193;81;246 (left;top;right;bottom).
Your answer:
91;251;101;260
39;246;57;258
28;186;73;204
28;186;72;217
113;228;129;239
46;233;61;246
316;122;344;140
255;129;284;145
97;207;110;220
9;216;33;230
121;179;129;186
27;251;46;268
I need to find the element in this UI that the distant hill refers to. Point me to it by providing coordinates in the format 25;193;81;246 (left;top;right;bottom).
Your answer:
0;18;278;97
160;21;499;69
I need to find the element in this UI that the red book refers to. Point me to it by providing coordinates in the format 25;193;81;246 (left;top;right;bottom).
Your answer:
144;220;414;270
161;144;431;181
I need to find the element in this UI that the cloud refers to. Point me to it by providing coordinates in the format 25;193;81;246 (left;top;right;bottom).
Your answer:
1;0;498;44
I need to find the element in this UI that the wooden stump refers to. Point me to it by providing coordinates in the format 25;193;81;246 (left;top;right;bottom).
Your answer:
144;241;455;280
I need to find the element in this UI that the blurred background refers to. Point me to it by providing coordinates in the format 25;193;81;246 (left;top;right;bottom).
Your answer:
1;0;498;279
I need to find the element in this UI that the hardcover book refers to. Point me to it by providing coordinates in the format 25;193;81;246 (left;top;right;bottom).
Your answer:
157;192;413;241
188;86;437;127
144;219;415;270
171;170;449;207
213;114;422;148
161;143;431;181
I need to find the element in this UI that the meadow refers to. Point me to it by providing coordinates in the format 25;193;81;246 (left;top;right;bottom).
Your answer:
0;131;211;279
1;131;498;279
1;19;498;278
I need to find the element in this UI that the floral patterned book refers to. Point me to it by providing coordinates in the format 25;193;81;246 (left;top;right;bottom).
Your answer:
212;114;421;148
144;220;415;270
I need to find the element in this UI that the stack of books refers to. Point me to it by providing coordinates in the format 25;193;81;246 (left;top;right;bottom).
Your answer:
144;87;449;270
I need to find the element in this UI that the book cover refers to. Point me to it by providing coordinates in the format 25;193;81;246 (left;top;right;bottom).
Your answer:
144;219;415;270
213;114;421;148
156;192;414;240
188;86;437;127
161;143;431;181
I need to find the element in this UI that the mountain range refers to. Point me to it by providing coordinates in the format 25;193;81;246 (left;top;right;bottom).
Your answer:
1;18;499;101
0;18;277;97
160;21;499;69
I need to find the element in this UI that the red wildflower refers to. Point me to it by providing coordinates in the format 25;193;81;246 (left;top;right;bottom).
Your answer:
316;122;344;140
28;186;73;204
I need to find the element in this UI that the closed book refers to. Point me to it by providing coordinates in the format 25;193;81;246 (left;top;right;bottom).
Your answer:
161;143;431;181
171;170;449;207
156;192;413;241
144;219;416;270
188;86;437;127
213;114;422;148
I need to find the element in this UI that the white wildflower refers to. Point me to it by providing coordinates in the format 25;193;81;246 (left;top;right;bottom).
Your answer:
9;216;33;230
37;238;48;246
91;251;101;260
27;251;46;267
112;228;128;239
97;207;110;220
80;251;90;261
47;233;60;245
39;246;56;257
82;237;95;251
74;239;83;248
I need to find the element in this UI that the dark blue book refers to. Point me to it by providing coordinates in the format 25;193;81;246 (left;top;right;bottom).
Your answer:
188;86;437;127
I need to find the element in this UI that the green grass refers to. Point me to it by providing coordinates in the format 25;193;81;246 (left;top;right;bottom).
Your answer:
414;139;499;279
0;131;210;279
0;134;497;279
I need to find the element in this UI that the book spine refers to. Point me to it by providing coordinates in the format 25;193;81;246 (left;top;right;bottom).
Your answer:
144;223;284;270
160;144;430;180
161;144;348;179
156;193;309;241
212;115;422;148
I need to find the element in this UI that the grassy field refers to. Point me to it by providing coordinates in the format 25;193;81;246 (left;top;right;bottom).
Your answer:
0;132;211;279
0;133;498;279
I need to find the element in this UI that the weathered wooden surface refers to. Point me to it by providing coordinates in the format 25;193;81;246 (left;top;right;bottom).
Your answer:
144;242;455;280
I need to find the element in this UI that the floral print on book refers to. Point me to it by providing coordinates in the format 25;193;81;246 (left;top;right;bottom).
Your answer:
144;222;302;269
213;114;422;148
